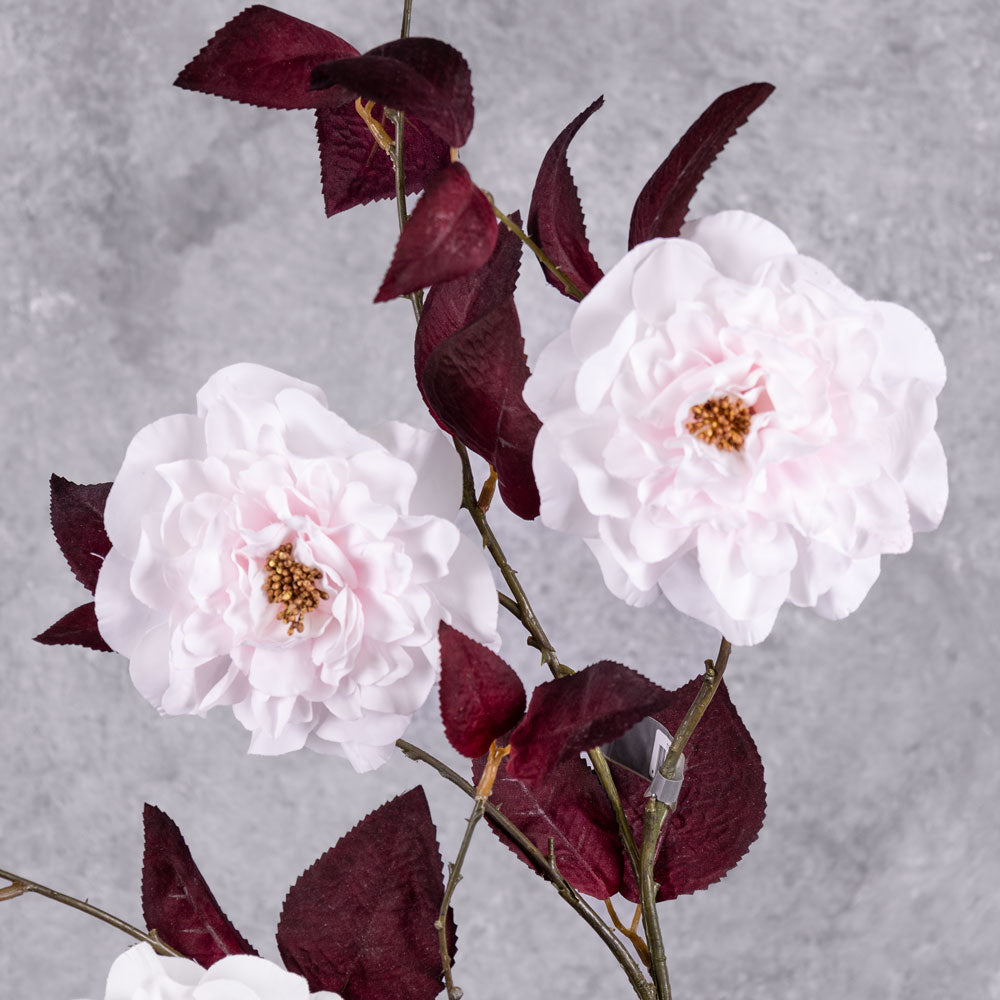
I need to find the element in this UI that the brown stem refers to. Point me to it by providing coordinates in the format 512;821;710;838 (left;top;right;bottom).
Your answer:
604;899;651;968
485;196;584;300
437;798;486;1000
395;740;655;1000
638;636;734;999
0;866;183;957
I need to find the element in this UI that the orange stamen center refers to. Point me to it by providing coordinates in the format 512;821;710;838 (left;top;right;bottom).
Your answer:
686;395;752;452
263;543;329;636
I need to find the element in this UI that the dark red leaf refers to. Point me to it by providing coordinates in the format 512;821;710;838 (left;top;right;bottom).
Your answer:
174;5;358;110
277;787;454;1000
414;214;522;383
628;83;775;248
316;105;450;216
49;475;112;594
506;662;673;785
473;752;622;899
614;679;766;902
439;623;526;758
421;298;541;519
414;217;540;517
375;162;497;301
33;602;111;652
528;97;605;298
142;804;258;966
311;37;474;147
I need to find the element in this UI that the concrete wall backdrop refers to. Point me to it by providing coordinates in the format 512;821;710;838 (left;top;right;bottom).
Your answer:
2;1;998;997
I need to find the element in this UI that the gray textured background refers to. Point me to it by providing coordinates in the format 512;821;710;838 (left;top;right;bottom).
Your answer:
2;1;998;998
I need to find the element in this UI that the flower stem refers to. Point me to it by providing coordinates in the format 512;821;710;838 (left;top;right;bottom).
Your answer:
0;866;183;957
437;798;485;999
637;637;733;1000
452;440;642;878
483;195;584;300
383;32;645;992
396;740;655;1000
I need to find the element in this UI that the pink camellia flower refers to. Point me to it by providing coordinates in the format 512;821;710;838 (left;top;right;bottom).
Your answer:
94;364;499;769
524;211;947;645
76;942;342;1000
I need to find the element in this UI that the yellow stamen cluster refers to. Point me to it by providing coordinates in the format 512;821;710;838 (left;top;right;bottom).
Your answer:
263;543;329;636
686;395;752;452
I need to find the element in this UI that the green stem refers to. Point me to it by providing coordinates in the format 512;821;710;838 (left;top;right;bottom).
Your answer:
485;196;584;300
399;0;413;38
637;637;734;999
396;740;655;1000
451;441;641;877
383;38;645;992
0;866;183;957
437;799;487;999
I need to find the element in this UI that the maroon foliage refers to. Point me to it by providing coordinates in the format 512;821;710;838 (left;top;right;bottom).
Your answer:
174;5;358;110
628;82;775;248
311;37;474;147
34;603;111;652
277;787;454;1000
316;105;450;216
473;752;623;899
528;97;605;298
420;299;541;520
614;679;766;902
142;805;258;966
49;475;112;594
415;217;540;519
506;661;674;785
414;213;521;380
375;162;497;301
439;623;526;758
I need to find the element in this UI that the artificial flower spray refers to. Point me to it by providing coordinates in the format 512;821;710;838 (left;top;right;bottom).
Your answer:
4;2;946;998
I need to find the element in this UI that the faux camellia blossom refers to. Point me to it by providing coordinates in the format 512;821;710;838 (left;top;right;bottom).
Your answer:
94;364;498;769
76;942;341;1000
524;210;947;645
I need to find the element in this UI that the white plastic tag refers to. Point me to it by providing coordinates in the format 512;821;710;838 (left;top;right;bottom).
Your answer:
601;717;685;807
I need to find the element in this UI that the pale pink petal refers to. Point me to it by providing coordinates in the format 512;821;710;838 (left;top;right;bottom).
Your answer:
94;364;498;766
901;432;948;532
530;211;946;644
681;209;797;281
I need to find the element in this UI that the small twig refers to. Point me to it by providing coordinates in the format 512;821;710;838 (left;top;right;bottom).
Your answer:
437;798;485;1000
453;439;643;888
637;636;733;1000
483;193;584;300
477;466;498;511
658;637;732;782
399;0;413;37
604;899;652;968
0;867;183;957
396;740;655;1000
497;591;522;622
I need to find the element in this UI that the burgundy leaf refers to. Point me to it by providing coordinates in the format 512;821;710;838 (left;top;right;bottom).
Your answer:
414;214;522;382
33;602;111;652
439;623;526;758
614;679;766;902
316;105;451;216
311;37;474;147
473;751;622;899
49;475;112;593
528;97;605;298
507;661;673;785
277;787;454;1000
174;5;358;110
628;82;775;248
375;162;497;301
142;804;258;966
